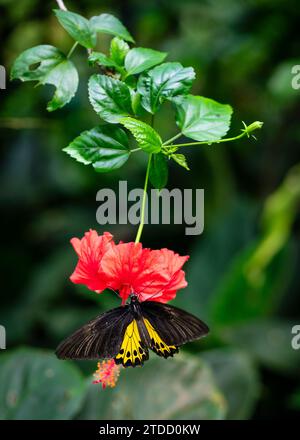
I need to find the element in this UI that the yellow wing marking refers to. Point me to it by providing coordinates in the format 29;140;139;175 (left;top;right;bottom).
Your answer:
144;318;179;358
115;320;148;367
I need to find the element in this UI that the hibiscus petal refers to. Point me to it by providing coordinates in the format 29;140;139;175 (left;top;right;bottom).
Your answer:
138;249;189;302
101;242;153;300
101;242;189;303
70;230;113;292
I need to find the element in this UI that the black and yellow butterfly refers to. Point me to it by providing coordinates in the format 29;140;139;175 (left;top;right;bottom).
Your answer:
55;294;209;367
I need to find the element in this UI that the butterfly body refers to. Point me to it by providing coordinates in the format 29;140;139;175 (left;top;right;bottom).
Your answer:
56;294;209;367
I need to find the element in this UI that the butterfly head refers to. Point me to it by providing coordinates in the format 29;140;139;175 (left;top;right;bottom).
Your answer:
129;293;139;303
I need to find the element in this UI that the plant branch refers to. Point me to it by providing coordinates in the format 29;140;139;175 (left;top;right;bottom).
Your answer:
67;41;79;58
164;122;263;150
135;154;152;244
168;132;246;148
55;0;67;11
150;113;155;128
167;131;249;148
163;132;182;146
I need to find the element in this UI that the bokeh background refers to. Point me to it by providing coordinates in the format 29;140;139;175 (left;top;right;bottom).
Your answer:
1;0;300;420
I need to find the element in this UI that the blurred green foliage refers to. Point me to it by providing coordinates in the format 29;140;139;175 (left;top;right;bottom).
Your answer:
0;0;300;420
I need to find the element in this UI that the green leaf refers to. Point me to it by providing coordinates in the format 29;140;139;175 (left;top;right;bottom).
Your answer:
171;153;190;170
173;95;233;141
138;62;195;113
63;125;130;172
125;48;167;76
11;45;64;81
221;319;300;375
149;153;168;190
209;166;300;325
78;356;226;420
209;241;294;325
88;74;133;123
54;9;96;49
202;349;260;420
110;37;130;66
90;13;134;43
130;91;143;115
11;45;78;111
124;75;138;89
120;117;162;153
45;60;79;112
0;348;85;420
88;52;118;69
76;379;116;420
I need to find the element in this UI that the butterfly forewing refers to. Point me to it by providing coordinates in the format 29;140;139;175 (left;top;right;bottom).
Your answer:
140;301;209;347
55;306;132;360
55;298;209;367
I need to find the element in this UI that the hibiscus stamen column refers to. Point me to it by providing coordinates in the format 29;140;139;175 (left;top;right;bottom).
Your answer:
135;153;152;244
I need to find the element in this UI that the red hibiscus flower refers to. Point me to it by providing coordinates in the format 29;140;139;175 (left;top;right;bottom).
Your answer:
70;230;189;303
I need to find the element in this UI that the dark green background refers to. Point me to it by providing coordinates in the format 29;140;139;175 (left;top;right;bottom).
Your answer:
0;0;300;420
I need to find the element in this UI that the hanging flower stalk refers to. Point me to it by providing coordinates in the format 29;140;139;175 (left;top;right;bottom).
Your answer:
11;2;263;389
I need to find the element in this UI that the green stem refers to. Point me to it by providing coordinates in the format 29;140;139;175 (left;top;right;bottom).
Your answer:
135;154;152;244
130;147;142;153
150;113;155;128
166;131;247;149
163;132;182;146
67;42;79;59
119;67;127;80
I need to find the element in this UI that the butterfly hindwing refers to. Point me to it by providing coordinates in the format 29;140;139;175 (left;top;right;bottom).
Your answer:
143;318;179;358
55;306;131;360
114;319;149;367
140;301;209;348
